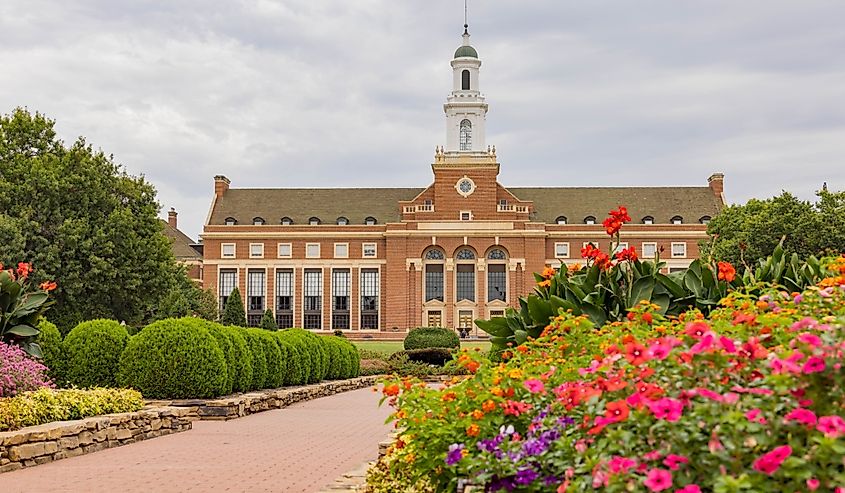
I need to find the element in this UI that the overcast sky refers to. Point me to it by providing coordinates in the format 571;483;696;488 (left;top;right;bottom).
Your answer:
2;1;844;239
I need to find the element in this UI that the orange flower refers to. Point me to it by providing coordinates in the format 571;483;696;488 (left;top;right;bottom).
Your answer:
614;246;638;262
568;263;582;272
538;279;551;288
466;424;480;437
39;281;57;292
541;267;556;279
482;400;496;412
471;409;484;420
383;384;400;396
717;261;736;282
442;392;457;402
16;262;32;279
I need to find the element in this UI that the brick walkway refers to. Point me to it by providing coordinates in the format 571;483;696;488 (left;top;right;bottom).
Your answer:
0;387;393;493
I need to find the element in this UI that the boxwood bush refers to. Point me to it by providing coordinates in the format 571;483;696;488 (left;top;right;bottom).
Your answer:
403;326;460;351
279;329;327;384
195;321;233;395
36;320;64;383
222;325;254;393
274;335;305;385
0;387;144;432
118;318;227;399
239;329;268;391
249;329;286;389
323;336;360;379
63;319;129;388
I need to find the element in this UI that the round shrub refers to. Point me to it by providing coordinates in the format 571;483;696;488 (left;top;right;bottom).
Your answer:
118;318;227;399
239;329;267;391
403;327;460;351
279;329;328;384
274;334;305;386
322;336;344;379
63;319;129;388
190;320;233;395
249;329;285;389
36;320;64;383
222;326;253;393
349;344;361;378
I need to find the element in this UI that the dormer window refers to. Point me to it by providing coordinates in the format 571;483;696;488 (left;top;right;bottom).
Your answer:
699;216;711;225
642;216;654;225
555;216;567;225
253;217;265;226
281;217;293;226
584;216;596;225
224;217;237;226
671;216;683;225
336;217;349;226
365;216;377;226
309;217;321;226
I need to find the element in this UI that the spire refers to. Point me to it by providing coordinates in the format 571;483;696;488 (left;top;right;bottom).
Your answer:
464;0;469;34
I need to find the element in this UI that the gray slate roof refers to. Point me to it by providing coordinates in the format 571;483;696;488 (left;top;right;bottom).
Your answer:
161;220;203;259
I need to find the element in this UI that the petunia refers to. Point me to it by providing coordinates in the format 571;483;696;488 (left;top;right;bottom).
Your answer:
608;456;637;474
662;454;689;471
784;408;817;426
625;342;650;365
797;333;822;347
445;443;465;466
807;478;820;491
817;415;845;437
684;321;710;339
648;342;672;360
523;379;545;394
675;486;701;493
752;445;791;475
643;468;673;492
802;357;826;374
745;408;767;424
647;398;684;422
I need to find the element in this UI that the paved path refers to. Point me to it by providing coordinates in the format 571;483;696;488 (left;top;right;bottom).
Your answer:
0;387;393;493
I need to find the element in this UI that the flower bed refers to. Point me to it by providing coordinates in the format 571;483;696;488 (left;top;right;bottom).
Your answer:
0;387;144;432
372;282;845;492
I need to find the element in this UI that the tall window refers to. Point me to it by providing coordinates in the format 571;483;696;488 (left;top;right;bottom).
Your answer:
461;69;470;90
459;119;472;151
275;269;294;329
487;248;508;302
303;269;322;329
424;248;445;303
455;248;476;302
331;269;350;330
218;269;237;313
247;270;266;327
361;269;380;329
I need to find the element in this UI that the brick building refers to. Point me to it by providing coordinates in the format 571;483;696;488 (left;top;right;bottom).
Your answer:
200;28;725;335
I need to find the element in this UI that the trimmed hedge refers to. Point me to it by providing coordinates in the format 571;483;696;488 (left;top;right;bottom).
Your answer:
222;325;254;393
403;327;460;351
0;387;144;432
198;321;234;395
249;329;285;389
63;319;129;388
240;329;268;391
274;335;305;385
279;329;329;384
323;336;360;379
118;318;227;399
391;348;454;366
36;320;64;383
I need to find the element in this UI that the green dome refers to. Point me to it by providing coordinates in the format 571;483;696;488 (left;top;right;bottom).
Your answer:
454;45;478;58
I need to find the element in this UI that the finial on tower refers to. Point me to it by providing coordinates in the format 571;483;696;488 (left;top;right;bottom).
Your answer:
464;0;469;35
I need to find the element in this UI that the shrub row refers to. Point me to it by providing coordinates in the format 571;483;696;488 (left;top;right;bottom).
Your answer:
0;387;144;432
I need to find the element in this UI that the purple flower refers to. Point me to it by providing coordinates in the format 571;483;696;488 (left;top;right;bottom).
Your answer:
445;443;465;466
522;438;548;456
515;467;540;485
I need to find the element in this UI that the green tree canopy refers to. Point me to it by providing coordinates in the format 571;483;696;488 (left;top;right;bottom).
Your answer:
0;108;185;329
220;287;247;327
702;189;845;266
260;309;276;331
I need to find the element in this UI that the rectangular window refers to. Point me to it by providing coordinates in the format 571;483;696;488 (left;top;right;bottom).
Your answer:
218;269;237;313
221;243;235;258
554;242;570;258
642;242;657;259
425;264;444;302
334;243;349;259
360;268;379;330
456;264;475;302
249;243;264;258
487;264;507;302
490;310;505;318
303;269;322;329
460;211;471;221
305;243;320;259
247;270;266;327
458;310;473;330
277;243;292;258
613;242;629;255
671;242;687;258
362;243;377;258
331;269;350;330
275;269;294;329
427;310;442;328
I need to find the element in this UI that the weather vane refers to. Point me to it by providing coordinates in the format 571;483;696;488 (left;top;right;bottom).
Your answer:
464;0;469;34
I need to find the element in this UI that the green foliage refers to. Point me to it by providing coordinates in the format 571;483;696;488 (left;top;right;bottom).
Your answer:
260;309;276;331
221;325;253;393
249;328;285;389
118;318;227;399
193;320;233;395
392;348;454;366
274;334;305;385
157;274;219;322
0;265;55;357
279;329;329;384
360;358;391;377
220;288;246;327
0;387;144;432
322;335;359;379
0;108;186;329
36;319;63;382
702;189;845;265
404;327;460;351
239;328;267;391
63;319;129;388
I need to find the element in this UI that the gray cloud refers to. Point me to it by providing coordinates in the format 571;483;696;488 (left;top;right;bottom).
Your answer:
1;0;843;239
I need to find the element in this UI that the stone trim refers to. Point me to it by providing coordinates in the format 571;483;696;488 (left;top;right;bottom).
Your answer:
0;406;192;474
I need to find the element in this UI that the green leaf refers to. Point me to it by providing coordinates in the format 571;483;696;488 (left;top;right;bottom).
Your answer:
474;318;512;338
628;276;655;308
5;324;40;337
514;330;528;345
656;273;686;298
527;296;554;326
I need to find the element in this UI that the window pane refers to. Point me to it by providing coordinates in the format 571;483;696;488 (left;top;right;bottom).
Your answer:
334;244;348;258
487;264;507;302
306;244;320;257
642;244;657;258
456;264;475;302
363;243;377;257
247;270;266;316
219;269;237;312
278;244;291;257
425;264;444;302
360;268;379;329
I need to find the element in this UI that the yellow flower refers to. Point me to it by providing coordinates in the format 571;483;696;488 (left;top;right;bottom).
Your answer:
508;369;523;379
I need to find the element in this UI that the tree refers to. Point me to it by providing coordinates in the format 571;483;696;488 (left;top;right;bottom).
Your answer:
220;288;246;327
157;269;218;322
260;309;276;331
0;108;183;330
702;189;845;266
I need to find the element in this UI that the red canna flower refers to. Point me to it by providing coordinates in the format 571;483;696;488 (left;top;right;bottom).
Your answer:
615;246;638;262
39;281;58;292
717;261;736;282
16;262;32;279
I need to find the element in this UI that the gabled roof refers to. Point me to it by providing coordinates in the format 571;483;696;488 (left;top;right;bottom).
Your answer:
508;186;722;224
161;220;202;260
208;188;424;226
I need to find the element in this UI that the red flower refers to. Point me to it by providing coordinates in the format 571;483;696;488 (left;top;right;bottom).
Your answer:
39;281;57;292
602;217;623;236
752;445;791;475
604;400;630;422
16;262;32;279
581;243;601;259
609;206;631;223
624;342;649;365
717;261;736;282
615;246;638;262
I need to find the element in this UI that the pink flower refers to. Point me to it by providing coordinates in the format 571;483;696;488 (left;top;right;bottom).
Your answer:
684;321;709;339
719;336;737;353
784;408;817;426
817;415;845;437
802;356;826;374
689;333;716;354
647;398;684;422
721;392;739;404
648;342;672;360
643;450;663;461
745;408;767;424
608;456;637;474
731;386;773;396
807;478;820;491
675;486;701;493
752;445;791;475
523;379;545;394
643;468;673;491
662;454;689;471
696;388;722;402
797;333;822;347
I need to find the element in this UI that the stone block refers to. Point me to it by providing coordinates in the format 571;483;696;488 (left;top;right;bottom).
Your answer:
0;462;22;473
35;455;53;465
106;428;117;441
78;430;95;445
59;436;80;449
8;442;47;461
60;422;86;436
43;441;59;454
93;429;108;442
150;419;162;431
115;428;132;440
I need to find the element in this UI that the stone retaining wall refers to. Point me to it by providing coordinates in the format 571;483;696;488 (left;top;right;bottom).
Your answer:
0;406;192;474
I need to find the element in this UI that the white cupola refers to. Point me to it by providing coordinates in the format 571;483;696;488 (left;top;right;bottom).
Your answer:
443;25;488;153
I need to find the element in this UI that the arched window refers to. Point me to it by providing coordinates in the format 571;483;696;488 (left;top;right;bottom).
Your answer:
584;216;596;225
455;248;476;260
224;217;237;226
336;217;349;225
461;69;470;90
425;249;445;260
455;249;476;302
699;216;711;225
365;216;377;226
281;217;293;225
555;216;567;225
671;216;683;225
487;248;507;260
642;216;654;225
253;217;265;226
423;249;445;302
309;217;321;226
459;119;472;151
487;248;508;302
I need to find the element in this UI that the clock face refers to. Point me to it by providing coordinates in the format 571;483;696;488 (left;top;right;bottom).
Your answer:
456;177;475;197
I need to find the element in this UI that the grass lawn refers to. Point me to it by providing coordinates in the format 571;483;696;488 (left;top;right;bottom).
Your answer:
354;340;491;355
